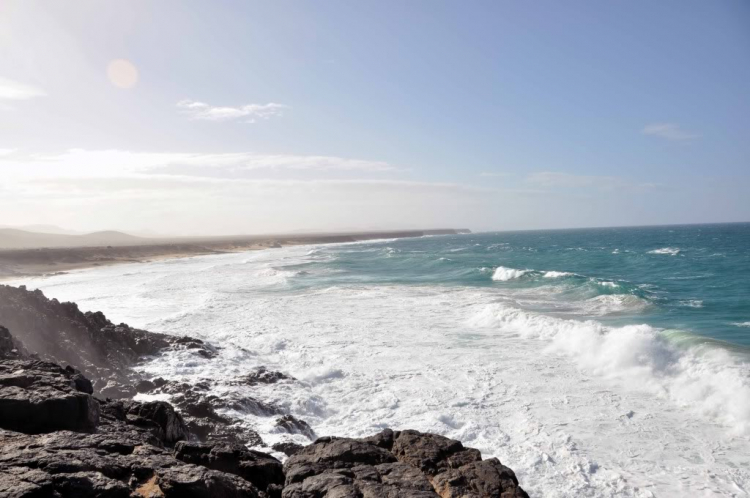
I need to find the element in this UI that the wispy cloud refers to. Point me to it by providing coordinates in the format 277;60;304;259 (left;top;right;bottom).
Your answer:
479;172;511;178
177;100;287;123
526;171;657;192
0;149;396;178
642;123;699;141
0;77;46;100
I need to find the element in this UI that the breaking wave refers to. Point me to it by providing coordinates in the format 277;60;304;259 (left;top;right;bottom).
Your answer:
470;303;750;435
492;266;530;281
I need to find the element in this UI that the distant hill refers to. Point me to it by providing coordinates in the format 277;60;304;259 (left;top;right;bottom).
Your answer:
0;224;83;236
0;229;146;249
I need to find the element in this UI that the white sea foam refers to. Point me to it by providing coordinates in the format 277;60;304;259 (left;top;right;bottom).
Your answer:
543;271;575;278
580;295;650;315
680;300;704;308
733;322;750;328
597;280;619;288
492;266;530;281
10;247;750;497
648;247;681;256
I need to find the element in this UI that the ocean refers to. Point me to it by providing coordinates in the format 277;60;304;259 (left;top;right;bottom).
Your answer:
12;223;750;497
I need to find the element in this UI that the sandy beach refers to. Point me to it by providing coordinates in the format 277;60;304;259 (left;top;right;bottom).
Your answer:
0;229;468;280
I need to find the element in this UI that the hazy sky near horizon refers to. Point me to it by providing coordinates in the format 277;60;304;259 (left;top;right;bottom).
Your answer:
1;1;749;235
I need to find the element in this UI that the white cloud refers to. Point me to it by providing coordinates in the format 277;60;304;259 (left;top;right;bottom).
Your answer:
177;100;287;122
642;123;699;141
0;147;492;234
0;149;396;179
0;77;46;100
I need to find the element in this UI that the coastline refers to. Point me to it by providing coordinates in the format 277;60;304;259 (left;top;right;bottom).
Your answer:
0;228;469;281
0;281;529;497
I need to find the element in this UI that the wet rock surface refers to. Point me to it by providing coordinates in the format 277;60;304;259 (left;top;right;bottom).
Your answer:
0;285;529;497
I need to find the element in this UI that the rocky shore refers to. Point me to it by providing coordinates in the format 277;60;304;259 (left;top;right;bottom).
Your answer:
0;284;528;497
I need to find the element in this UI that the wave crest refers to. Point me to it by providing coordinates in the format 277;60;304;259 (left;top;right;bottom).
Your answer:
648;247;681;256
492;266;530;281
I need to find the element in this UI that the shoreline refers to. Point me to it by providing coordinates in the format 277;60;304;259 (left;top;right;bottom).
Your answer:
0;228;469;281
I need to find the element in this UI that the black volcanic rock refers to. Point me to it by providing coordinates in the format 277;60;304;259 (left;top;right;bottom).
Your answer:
0;358;100;434
282;429;529;498
0;284;215;398
0;429;270;498
274;415;316;441
175;442;284;496
235;366;294;386
272;442;304;457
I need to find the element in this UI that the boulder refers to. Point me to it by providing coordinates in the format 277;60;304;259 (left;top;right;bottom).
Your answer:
275;415;316;440
175;441;284;496
282;429;529;498
0;359;100;433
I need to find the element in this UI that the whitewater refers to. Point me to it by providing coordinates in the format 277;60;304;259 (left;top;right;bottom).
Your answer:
10;224;750;497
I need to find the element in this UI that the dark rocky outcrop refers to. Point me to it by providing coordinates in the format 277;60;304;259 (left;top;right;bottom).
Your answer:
234;367;294;387
283;429;528;498
0;428;278;498
0;284;215;398
275;415;316;441
175;442;285;496
0;358;100;433
0;346;284;497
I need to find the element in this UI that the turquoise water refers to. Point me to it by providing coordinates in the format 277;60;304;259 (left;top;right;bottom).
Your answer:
285;223;750;348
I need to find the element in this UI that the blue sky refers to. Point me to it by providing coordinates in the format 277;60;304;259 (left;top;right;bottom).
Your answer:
0;0;748;234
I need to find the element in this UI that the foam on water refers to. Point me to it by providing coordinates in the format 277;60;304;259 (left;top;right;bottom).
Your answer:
543;271;576;278
648;247;681;256
9;231;750;497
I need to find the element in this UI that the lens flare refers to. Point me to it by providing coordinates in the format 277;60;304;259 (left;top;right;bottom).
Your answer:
107;59;138;89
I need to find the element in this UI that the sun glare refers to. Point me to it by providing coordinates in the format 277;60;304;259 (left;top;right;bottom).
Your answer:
106;59;138;89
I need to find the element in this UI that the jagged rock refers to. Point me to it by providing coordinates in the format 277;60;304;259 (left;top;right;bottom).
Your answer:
234;367;294;386
175;441;284;496
147;379;274;447
187;420;264;447
391;429;482;475
0;429;268;498
431;458;529;498
136;379;156;393
0;358;100;434
0;325;27;359
282;429;529;498
274;415;316;441
272;442;304;457
0;285;215;397
125;400;189;445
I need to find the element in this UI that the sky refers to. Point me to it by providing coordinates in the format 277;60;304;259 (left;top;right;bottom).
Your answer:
1;0;748;235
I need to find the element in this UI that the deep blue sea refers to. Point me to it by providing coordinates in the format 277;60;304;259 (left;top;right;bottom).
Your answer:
287;223;750;348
